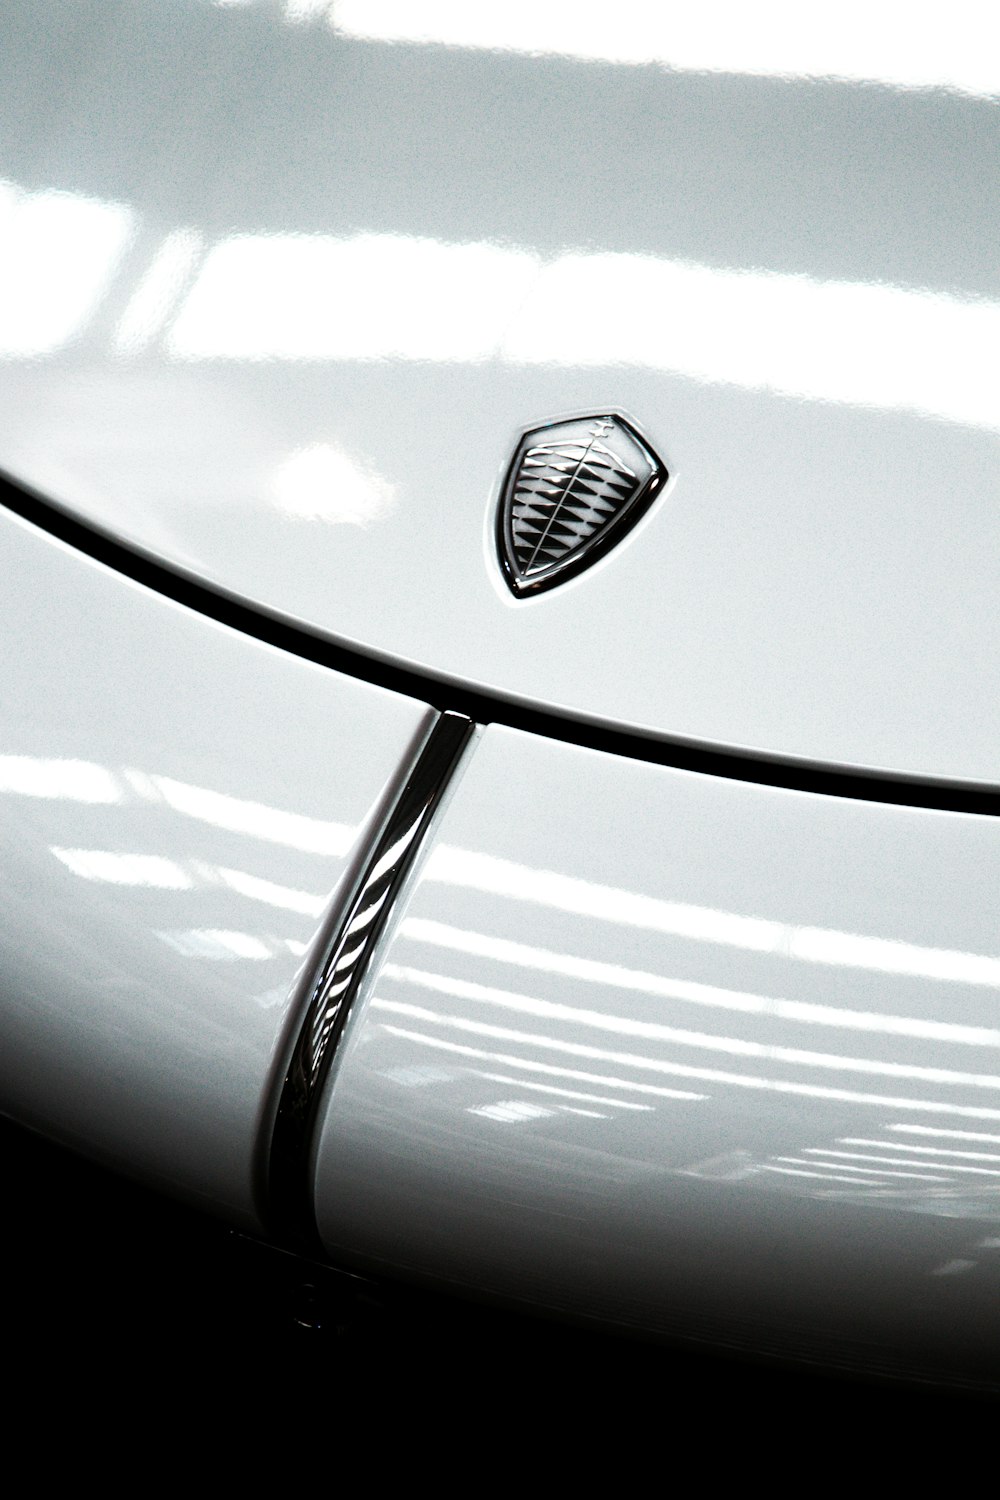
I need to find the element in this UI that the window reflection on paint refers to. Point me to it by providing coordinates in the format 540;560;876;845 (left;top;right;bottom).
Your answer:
371;996;1000;1122
123;768;353;854
0;753;347;860
400;919;1000;1048
327;0;1000;99
774;1156;948;1182
156;928;274;960
12;753;338;978
166;232;540;362
471;1070;654;1113
420;851;1000;993
374;879;1000;1201
839;1137;1000;1163
372;868;1000;1208
501;252;1000;433
48;844;326;917
0;750;337;934
469;1099;555;1124
195;863;326;916
760;1166;878;1185
804;1148;1000;1177
161;228;1000;434
424;852;787;953
892;1125;1000;1146
0;757;124;803
380;1021;706;1104
227;0;1000;100
1;172;996;438
379;964;1000;1092
375;979;1000;1211
0;181;132;356
5;744;994;1002
751;1119;1000;1207
50;847;194;888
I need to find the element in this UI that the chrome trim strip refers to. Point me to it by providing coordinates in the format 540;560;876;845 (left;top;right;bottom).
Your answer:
267;710;475;1245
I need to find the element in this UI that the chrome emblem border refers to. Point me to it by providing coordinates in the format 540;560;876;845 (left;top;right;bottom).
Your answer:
497;413;665;596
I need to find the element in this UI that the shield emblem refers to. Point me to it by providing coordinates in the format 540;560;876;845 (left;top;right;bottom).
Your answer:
497;414;665;596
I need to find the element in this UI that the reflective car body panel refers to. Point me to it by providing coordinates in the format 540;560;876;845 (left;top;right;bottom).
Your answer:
0;505;432;1225
1;2;999;779
315;724;1000;1375
2;1;1000;1385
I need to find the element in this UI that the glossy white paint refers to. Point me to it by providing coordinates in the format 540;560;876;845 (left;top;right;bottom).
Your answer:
2;2;999;781
315;726;1000;1375
0;506;433;1226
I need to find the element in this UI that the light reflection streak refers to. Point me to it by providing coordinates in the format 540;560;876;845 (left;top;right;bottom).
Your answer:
378;1023;707;1102
124;770;352;854
838;1138;1000;1163
471;1100;554;1124
0;756;350;862
47;844;327;914
381;965;1000;1092
3;169;996;437
436;848;777;948
0;181;133;356
0;757;123;803
891;1124;1000;1145
198;864;326;916
330;0;1000;99
501;253;1000;433
774;1156;947;1182
167;232;540;361
51;847;193;889
805;1149;1000;1177
384;1065;454;1087
423;852;1000;990
156;928;275;960
162;228;1000;432
470;1070;654;1112
373;1000;1000;1120
759;1166;887;1185
401;918;1000;1047
793;927;1000;986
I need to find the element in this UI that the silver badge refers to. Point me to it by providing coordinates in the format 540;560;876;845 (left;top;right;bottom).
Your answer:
497;414;665;596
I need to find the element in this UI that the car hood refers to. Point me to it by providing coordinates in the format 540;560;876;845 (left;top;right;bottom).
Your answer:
2;1;999;784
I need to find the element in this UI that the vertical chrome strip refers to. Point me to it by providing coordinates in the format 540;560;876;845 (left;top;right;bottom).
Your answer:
267;710;475;1246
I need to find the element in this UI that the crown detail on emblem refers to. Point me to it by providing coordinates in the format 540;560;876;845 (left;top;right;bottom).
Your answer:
498;415;664;596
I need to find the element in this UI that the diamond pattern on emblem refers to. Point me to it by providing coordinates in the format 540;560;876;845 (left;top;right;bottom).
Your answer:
498;414;664;596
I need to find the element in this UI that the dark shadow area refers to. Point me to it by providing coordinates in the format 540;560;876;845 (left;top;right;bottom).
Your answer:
1;1112;995;1427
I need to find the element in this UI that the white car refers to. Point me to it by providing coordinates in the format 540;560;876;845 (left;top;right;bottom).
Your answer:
2;0;1000;1391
